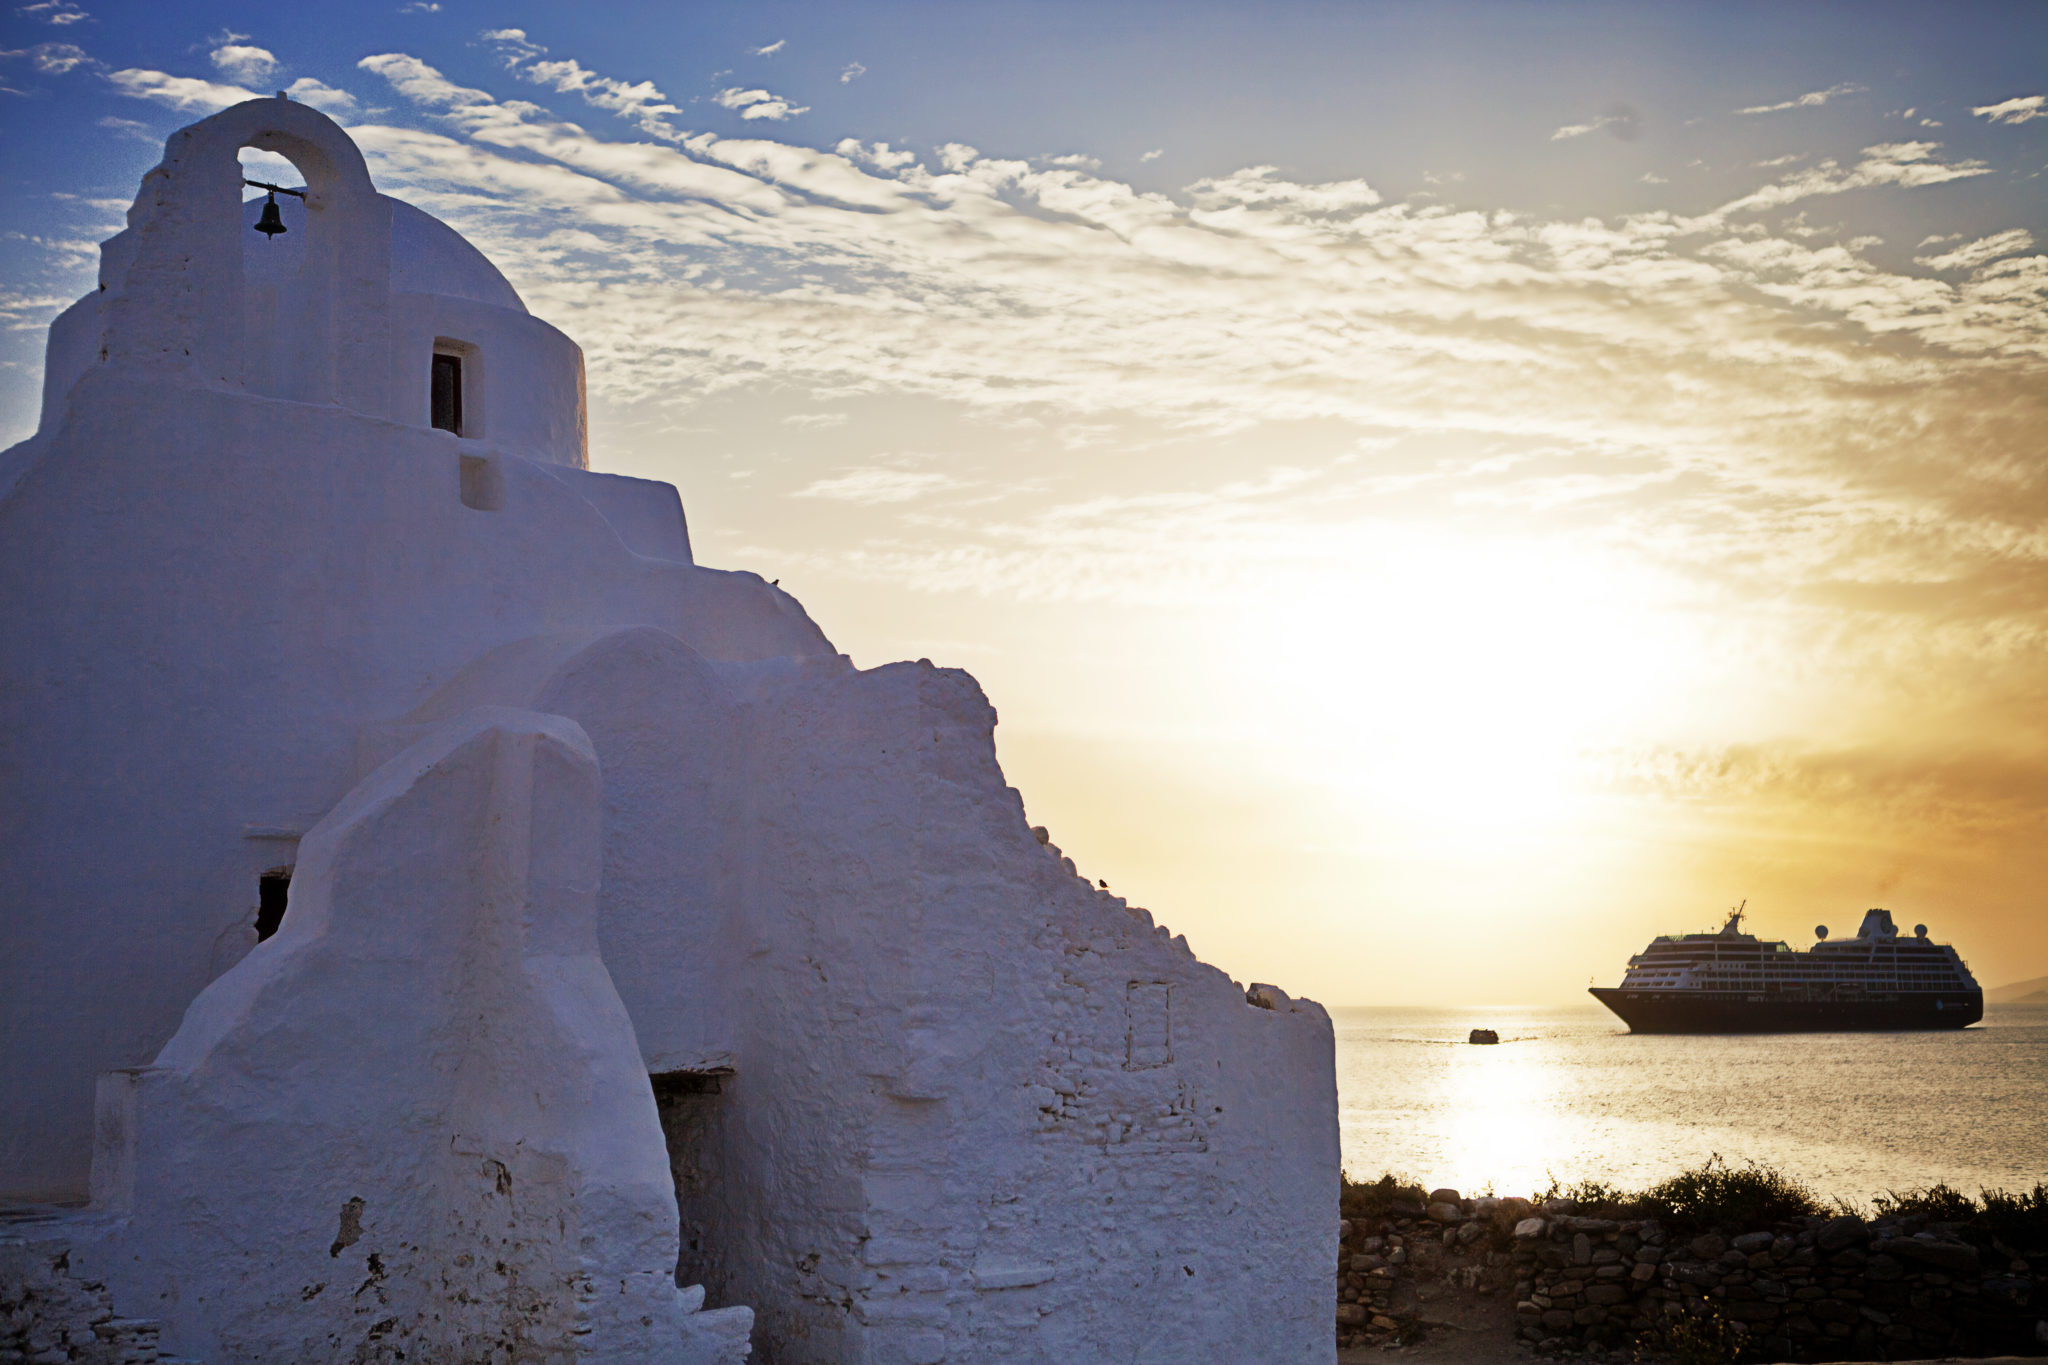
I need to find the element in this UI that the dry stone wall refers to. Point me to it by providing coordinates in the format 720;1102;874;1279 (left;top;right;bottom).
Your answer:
1335;1188;2048;1362
0;1218;187;1365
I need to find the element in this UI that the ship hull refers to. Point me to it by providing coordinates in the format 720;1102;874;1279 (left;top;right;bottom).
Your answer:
1589;987;1983;1034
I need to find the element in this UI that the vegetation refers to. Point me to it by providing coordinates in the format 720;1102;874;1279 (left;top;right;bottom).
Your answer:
1343;1155;2048;1248
1633;1305;1742;1365
1530;1156;1826;1232
1877;1180;2048;1249
1338;1172;1416;1221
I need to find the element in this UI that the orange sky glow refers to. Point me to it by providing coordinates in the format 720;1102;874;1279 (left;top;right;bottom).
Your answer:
3;5;2043;1005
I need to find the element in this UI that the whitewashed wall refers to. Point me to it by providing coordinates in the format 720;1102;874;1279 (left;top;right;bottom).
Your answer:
0;97;1338;1364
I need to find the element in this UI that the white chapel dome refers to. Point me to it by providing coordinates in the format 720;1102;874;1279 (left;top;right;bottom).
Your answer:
241;194;527;314
387;198;527;313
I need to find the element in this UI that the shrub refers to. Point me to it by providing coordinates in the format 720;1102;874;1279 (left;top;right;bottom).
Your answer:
1638;1155;1823;1232
1978;1182;2048;1251
1872;1182;1978;1222
1636;1303;1744;1365
1340;1172;1412;1221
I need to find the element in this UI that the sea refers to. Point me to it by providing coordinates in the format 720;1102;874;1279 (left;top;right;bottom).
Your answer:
1332;1003;2048;1207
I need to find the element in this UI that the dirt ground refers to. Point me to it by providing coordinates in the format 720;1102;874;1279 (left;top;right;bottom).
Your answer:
1339;1279;1531;1364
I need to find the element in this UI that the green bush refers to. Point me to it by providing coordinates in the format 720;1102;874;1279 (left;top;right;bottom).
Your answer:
1639;1156;1825;1232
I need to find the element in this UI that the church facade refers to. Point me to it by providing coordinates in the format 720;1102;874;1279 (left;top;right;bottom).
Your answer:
0;98;1337;1364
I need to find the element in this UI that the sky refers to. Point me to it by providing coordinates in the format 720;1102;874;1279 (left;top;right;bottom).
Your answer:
3;1;2045;1005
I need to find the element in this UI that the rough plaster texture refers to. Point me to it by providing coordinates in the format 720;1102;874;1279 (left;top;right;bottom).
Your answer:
0;97;1339;1363
362;633;1340;1364
77;709;749;1364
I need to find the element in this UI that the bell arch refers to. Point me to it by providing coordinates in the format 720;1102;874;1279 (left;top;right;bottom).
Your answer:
96;95;392;413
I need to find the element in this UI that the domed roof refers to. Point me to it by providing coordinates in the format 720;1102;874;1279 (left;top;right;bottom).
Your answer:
240;194;526;314
387;198;526;314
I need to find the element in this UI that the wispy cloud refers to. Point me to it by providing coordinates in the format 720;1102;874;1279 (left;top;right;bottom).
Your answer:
714;85;808;121
1914;229;2035;272
1972;94;2046;126
107;67;256;113
752;39;785;57
14;35;2048;916
399;2;440;11
475;29;691;141
840;62;865;84
17;0;87;25
1551;106;1638;142
1712;141;1991;218
209;42;279;87
4;40;92;74
283;76;356;116
1140;148;1163;162
794;468;962;504
1735;81;1865;116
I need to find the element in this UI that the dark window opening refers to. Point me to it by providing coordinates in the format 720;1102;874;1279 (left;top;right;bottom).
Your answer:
651;1068;732;1101
256;868;293;942
431;352;463;434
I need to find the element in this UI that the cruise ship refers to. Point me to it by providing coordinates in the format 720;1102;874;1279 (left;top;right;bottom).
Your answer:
1590;906;1982;1033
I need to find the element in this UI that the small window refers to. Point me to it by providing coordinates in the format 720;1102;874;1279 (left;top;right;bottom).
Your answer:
431;352;463;434
256;867;293;942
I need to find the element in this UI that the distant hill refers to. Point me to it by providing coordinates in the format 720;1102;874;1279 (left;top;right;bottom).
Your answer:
1987;974;2048;1004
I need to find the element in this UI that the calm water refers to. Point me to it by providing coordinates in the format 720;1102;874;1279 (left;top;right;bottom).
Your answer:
1333;1003;2048;1205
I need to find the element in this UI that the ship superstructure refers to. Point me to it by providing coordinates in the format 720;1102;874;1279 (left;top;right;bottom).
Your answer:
1591;906;1982;1033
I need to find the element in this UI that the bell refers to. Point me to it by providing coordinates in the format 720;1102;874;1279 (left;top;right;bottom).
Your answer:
253;192;287;238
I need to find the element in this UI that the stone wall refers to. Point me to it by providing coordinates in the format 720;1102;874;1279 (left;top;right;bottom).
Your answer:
1336;1188;2048;1361
0;1217;183;1365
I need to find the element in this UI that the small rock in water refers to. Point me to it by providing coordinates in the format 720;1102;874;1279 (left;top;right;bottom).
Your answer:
1469;1027;1500;1044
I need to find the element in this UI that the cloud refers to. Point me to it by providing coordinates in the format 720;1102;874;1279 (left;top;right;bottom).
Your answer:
1188;164;1380;212
782;412;849;428
836;138;918;170
476;29;690;140
1140;148;1163;162
284;77;356;116
8;40;92;74
752;39;785;57
1972;94;2046;126
1712;141;1991;218
478;27;542;64
1734;81;1866;116
714;86;808;121
840;62;864;84
96;114;151;140
1914;229;2035;272
400;1;440;11
209;43;279;86
794;468;961;504
107;67;256;113
1640;171;1667;184
336;42;2048;706
17;0;87;24
1551;105;1639;141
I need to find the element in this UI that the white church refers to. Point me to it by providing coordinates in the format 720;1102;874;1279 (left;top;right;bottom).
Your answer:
0;98;1338;1365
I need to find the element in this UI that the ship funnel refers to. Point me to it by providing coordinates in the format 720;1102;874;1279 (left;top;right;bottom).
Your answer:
1855;908;1896;939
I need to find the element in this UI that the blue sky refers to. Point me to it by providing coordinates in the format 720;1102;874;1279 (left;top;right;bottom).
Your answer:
3;1;2045;1001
